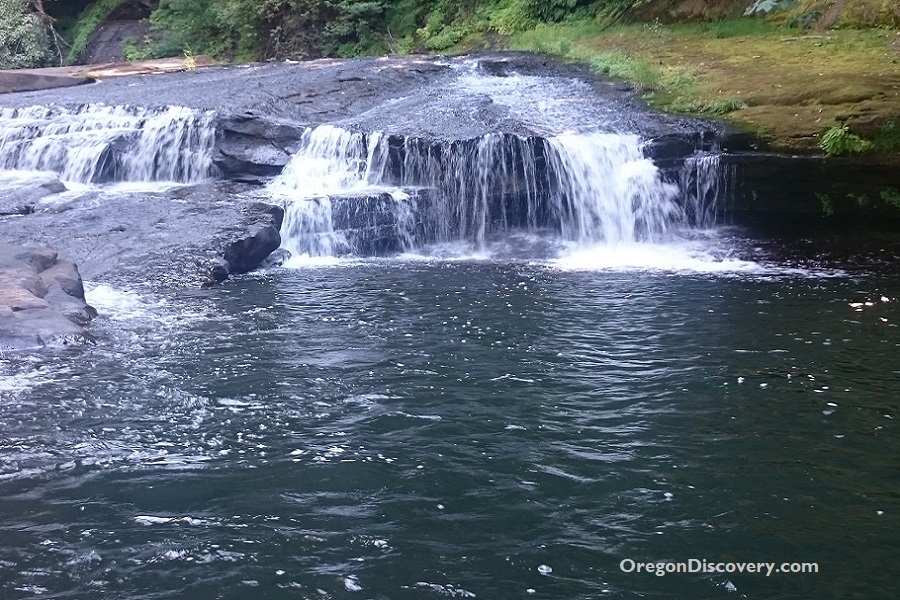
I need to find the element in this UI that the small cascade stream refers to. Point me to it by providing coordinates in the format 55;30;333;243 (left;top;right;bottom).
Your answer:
680;151;727;228
263;58;729;260
0;104;217;184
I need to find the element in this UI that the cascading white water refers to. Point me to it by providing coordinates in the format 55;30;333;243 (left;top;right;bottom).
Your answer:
680;151;726;228
0;104;217;184
269;125;403;258
270;124;691;256
269;125;387;197
545;132;679;245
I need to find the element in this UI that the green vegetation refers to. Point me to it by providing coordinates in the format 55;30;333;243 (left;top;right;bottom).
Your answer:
53;0;648;63
849;189;900;214
820;125;874;156
815;187;900;217
816;192;835;216
870;121;900;155
502;14;900;153
0;0;55;68
881;188;900;210
65;0;129;63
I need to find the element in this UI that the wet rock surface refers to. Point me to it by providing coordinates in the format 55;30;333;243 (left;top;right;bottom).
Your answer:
0;71;94;95
213;202;285;284
0;53;722;180
0;175;67;216
0;182;284;291
0;244;97;351
6;50;890;353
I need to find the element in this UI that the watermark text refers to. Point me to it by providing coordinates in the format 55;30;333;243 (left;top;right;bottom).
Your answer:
620;558;818;577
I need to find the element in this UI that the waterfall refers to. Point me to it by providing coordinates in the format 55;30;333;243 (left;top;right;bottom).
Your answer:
270;125;721;258
545;132;680;244
0;104;217;184
680;151;727;228
269;125;404;258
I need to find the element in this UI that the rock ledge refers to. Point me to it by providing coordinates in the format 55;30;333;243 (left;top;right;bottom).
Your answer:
0;244;96;351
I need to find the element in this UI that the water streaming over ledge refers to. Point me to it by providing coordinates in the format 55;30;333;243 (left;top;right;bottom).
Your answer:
269;125;709;258
0;104;218;184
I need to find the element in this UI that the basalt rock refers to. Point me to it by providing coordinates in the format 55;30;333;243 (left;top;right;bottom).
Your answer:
0;244;96;351
211;202;286;284
0;181;287;291
214;115;306;181
0;71;93;95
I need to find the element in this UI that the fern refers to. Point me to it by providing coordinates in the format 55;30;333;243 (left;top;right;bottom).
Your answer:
819;126;873;156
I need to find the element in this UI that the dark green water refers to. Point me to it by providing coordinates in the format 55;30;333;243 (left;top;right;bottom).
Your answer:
1;252;899;600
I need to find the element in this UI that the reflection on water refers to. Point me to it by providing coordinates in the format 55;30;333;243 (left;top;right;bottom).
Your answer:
1;255;898;600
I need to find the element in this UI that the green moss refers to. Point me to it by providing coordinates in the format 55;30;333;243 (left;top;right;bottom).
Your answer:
667;96;747;116
871;121;900;154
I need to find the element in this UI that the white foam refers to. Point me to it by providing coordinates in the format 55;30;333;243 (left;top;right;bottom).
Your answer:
0;168;58;186
85;284;163;321
281;253;361;269
135;515;211;526
549;239;764;274
0;369;47;393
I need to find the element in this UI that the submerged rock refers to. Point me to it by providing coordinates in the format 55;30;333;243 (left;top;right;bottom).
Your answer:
0;244;96;351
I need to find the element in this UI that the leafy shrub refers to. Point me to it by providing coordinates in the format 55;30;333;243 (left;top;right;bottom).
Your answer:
0;0;54;68
122;36;152;61
529;0;600;22
489;0;536;35
819;125;874;156
880;188;900;210
148;0;234;59
424;26;464;50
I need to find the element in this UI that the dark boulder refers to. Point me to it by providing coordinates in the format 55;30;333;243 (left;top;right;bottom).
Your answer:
208;202;285;285
214;115;308;181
